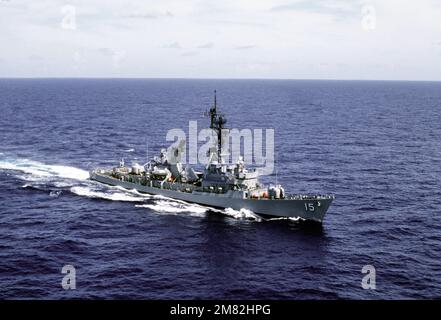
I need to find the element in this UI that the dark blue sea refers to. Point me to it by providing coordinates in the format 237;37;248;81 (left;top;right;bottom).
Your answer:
0;79;440;299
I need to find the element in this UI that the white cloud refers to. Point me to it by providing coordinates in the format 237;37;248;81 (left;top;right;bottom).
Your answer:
0;0;440;79
235;45;257;50
197;42;214;49
162;42;182;49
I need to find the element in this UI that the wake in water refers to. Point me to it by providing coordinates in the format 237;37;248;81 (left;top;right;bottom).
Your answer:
223;208;263;222
70;186;147;202
136;201;209;217
0;156;89;181
0;155;303;223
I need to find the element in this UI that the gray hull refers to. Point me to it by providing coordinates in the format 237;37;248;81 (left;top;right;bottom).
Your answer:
90;172;333;223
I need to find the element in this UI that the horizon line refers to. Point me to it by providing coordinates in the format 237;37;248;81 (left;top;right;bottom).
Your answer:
0;76;441;83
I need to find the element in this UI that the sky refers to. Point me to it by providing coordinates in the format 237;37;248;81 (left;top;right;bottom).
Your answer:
0;0;441;80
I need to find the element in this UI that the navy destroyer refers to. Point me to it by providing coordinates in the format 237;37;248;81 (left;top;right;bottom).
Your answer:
90;92;334;223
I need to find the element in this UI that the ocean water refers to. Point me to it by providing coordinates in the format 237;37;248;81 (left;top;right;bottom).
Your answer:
0;79;440;299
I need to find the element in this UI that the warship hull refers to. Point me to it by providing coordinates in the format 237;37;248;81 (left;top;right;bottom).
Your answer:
90;171;333;223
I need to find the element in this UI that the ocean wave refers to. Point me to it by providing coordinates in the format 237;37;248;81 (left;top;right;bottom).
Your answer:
135;200;264;222
136;200;208;217
70;186;144;202
223;208;262;222
49;190;62;198
0;156;89;181
265;216;304;222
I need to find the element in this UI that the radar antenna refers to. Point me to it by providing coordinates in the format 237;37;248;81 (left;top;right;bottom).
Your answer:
205;90;227;163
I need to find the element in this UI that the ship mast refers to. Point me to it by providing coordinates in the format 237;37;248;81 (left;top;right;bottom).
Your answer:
208;90;227;163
